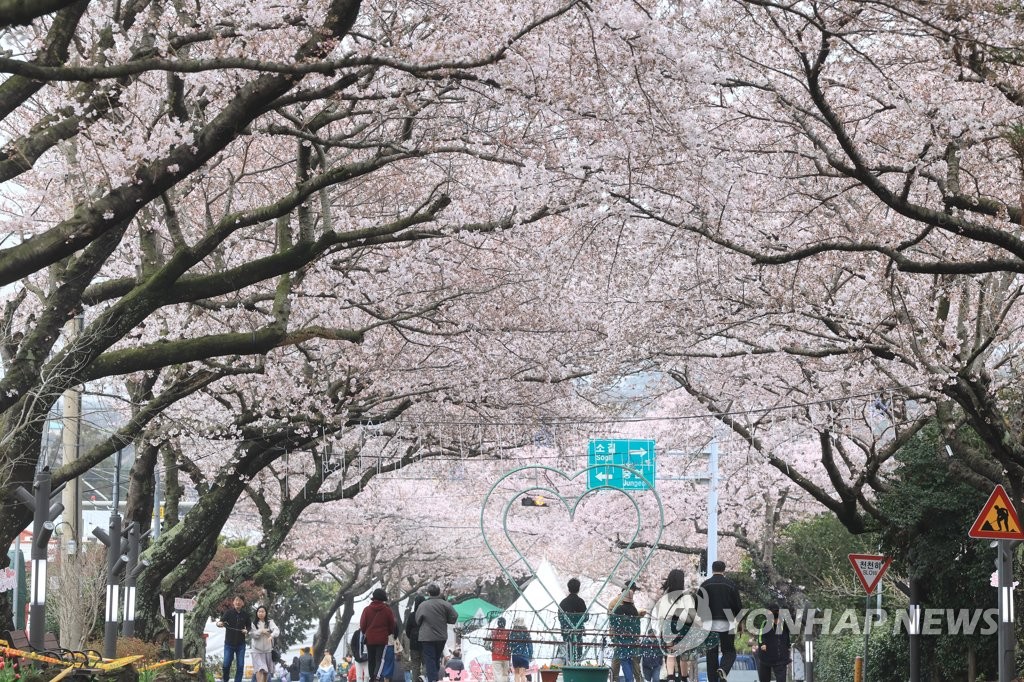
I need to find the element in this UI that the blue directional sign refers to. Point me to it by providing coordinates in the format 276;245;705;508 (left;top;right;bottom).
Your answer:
587;439;656;491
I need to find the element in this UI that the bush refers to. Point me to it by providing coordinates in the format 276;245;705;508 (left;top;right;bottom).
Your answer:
85;637;164;663
118;637;165;663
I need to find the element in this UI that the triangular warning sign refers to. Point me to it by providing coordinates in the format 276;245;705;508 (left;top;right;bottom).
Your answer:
848;554;892;594
969;485;1024;540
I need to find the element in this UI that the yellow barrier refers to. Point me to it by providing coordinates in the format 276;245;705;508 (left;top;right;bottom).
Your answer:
0;638;202;676
854;656;863;682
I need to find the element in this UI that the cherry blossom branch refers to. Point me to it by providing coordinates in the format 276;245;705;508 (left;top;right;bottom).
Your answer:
0;0;82;27
0;0;362;286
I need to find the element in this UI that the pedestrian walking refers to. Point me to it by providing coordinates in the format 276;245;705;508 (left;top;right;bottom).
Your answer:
754;605;790;682
217;596;252;682
653;569;697;682
415;584;458;682
698;562;742;682
362;588;398;682
251;606;281;682
486;618;511;682
352;628;371;682
406;595;426;682
610;584;644;682
508;618;532;682
300;647;317;682
318;654;338;682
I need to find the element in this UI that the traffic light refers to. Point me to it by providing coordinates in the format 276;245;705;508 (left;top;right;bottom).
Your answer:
521;495;548;507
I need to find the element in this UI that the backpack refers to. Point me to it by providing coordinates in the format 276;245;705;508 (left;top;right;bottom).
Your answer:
350;630;369;663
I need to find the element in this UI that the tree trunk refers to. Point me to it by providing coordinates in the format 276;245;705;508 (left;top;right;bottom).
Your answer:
125;440;159;536
324;596;355;661
184;517;298;655
132;526;219;641
314;588;350;660
162;444;181;530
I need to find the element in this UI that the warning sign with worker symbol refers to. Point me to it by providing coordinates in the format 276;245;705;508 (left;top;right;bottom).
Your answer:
968;484;1024;540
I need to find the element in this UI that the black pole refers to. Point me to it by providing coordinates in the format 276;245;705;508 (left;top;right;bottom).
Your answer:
174;609;184;658
908;577;920;682
18;469;63;650
103;512;121;657
93;513;125;658
122;522;139;637
804;607;816;682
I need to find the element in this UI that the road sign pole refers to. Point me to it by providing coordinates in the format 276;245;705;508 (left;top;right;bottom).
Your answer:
863;590;871;682
997;540;1015;682
707;437;718;570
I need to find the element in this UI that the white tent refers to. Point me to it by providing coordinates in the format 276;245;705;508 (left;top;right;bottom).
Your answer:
500;559;566;635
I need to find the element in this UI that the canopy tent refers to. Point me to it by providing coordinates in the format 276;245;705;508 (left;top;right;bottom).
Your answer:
454;597;502;623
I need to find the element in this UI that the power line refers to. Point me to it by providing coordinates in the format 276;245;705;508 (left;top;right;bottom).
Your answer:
389;382;930;427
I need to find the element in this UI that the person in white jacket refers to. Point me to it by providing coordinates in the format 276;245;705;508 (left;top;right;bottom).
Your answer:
251;606;281;682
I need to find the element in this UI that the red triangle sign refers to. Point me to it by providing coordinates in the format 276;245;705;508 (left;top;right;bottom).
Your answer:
969;485;1024;540
848;554;892;594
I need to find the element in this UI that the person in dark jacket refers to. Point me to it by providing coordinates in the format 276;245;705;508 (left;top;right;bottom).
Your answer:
406;595;426;682
289;657;302;682
755;605;790;682
415;584;458;682
217;596;252;682
361;588;398;682
299;648;317;682
351;629;370;682
610;584;643;682
698;562;743;682
558;578;588;664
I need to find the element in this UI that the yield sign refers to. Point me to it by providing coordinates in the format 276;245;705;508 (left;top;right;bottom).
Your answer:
849;554;892;594
969;484;1024;540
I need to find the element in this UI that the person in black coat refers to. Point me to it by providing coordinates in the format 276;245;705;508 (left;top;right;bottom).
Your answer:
698;561;742;681
217;596;253;682
754;605;791;682
405;595;426;681
558;578;588;664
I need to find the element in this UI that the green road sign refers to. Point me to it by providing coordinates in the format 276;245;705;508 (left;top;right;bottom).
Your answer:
587;439;655;490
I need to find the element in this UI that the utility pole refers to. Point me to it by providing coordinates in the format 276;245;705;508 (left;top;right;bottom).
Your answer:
662;436;720;577
60;313;83;648
14;468;64;649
